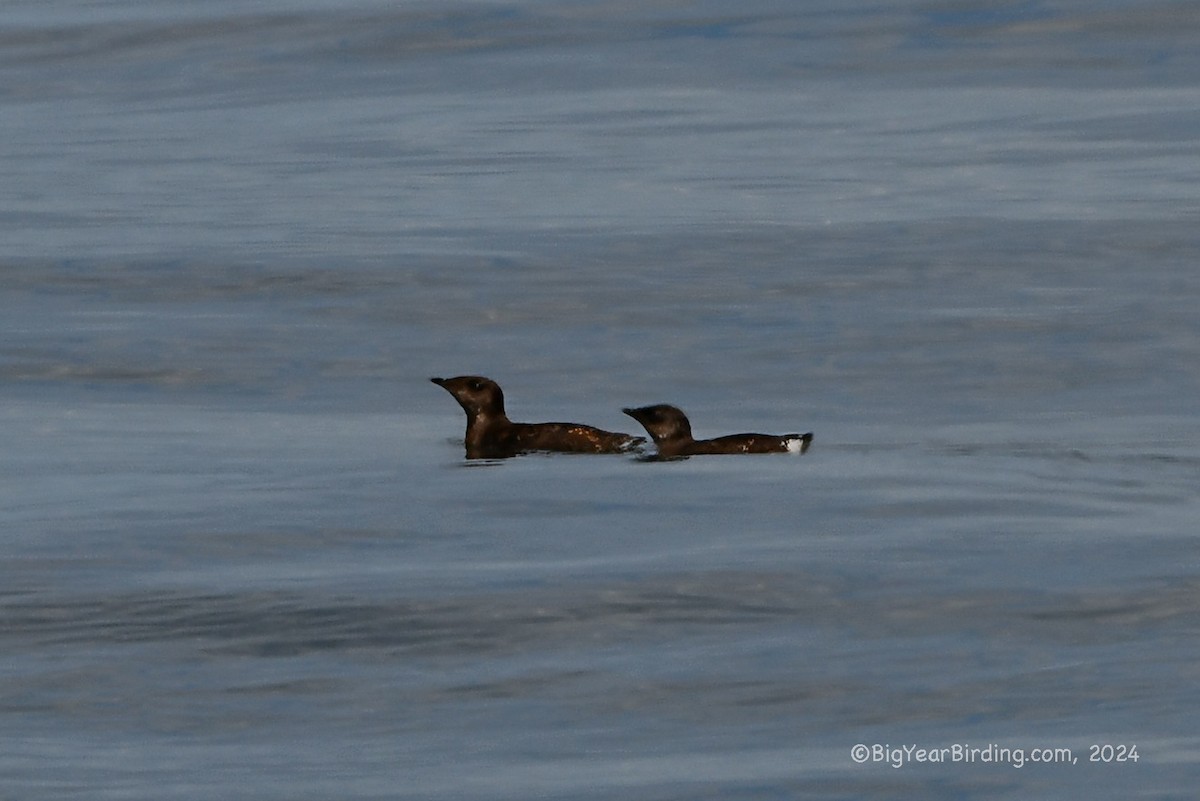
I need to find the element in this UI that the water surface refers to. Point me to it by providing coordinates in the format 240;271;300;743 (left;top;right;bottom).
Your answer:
3;1;1199;798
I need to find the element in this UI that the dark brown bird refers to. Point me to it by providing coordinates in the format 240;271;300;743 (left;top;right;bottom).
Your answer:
431;376;645;459
622;404;812;458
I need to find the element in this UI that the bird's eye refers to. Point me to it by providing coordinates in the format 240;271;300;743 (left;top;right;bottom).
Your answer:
469;380;484;391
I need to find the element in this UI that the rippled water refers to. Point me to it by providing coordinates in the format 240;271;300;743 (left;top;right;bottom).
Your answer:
3;1;1199;798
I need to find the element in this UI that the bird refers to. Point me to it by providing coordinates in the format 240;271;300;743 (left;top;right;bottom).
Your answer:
621;404;812;458
431;375;645;459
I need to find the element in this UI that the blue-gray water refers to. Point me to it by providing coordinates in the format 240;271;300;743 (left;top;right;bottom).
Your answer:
3;1;1199;798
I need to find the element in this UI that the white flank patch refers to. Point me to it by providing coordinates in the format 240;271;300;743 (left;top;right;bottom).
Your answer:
785;437;805;454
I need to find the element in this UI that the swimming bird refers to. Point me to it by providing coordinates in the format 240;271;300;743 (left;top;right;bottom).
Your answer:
431;375;645;459
621;404;812;458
